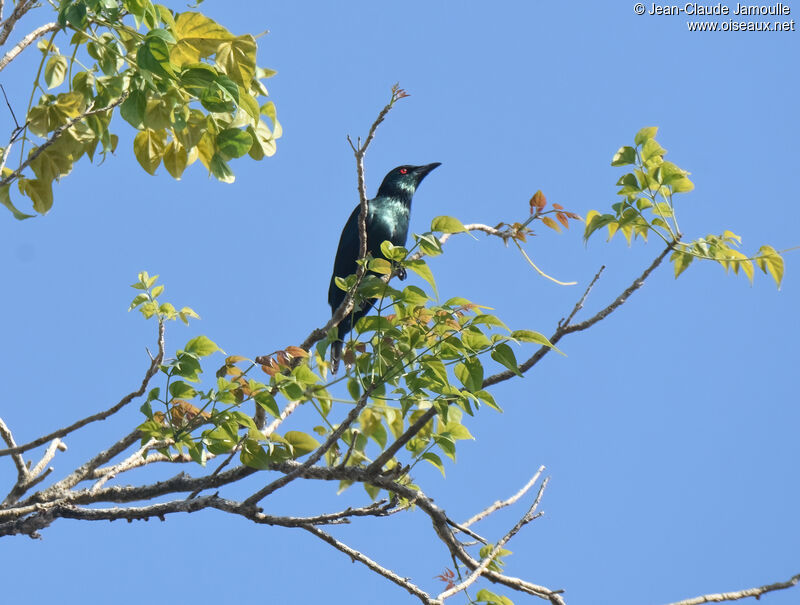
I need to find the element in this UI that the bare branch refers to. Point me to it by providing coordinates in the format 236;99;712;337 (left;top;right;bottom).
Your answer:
0;318;163;458
298;86;408;356
0;418;26;482
482;242;674;388
438;476;549;601
0;0;39;45
461;465;545;529
0;22;58;72
302;523;435;604
663;573;800;605
3;438;66;505
38;430;144;498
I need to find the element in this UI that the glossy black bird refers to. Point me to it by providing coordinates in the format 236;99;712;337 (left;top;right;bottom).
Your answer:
328;162;441;370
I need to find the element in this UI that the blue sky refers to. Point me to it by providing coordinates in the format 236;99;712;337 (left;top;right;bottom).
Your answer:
3;2;799;604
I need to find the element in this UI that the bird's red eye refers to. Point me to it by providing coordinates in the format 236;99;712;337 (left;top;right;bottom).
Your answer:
399;168;408;174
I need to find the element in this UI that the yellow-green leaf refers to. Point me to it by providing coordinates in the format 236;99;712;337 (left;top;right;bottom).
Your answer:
170;12;233;66
133;129;166;175
163;140;188;179
284;431;320;457
44;55;68;89
431;215;467;234
215;35;257;86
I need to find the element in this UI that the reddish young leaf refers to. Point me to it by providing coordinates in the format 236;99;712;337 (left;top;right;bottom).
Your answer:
285;346;309;358
552;202;563;210
530;190;547;212
557;212;569;228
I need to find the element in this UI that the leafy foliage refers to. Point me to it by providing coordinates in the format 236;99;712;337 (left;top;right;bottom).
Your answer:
584;127;784;287
1;0;279;218
129;220;559;497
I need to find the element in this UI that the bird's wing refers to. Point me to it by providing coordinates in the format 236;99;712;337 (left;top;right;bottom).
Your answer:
328;204;364;310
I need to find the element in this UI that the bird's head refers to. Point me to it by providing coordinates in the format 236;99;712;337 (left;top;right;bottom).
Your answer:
376;163;441;199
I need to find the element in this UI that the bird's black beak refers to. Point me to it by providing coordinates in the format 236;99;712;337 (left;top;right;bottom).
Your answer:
412;162;441;182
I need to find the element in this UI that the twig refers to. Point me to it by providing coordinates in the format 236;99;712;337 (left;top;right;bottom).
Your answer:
0;0;38;45
3;438;66;505
299;86;408;358
662;573;800;605
437;476;549;601
0;318;163;458
0;418;26;482
461;465;545;529
0;22;59;72
366;406;437;474
244;384;377;506
301;523;435;604
482;242;674;388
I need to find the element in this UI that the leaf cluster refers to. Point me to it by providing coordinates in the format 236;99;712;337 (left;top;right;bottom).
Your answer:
584;127;784;287
2;0;279;218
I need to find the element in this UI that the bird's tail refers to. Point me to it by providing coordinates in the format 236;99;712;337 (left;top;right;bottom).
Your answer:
330;339;343;374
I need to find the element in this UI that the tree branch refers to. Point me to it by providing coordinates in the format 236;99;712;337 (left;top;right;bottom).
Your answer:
298;85;408;356
0;0;39;45
0;318;163;458
482;242;674;388
438;476;549;601
461;465;545;529
0;21;58;72
301;523;435;604
663;573;800;605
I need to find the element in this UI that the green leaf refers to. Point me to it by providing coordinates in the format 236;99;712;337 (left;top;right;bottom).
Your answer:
756;245;784;287
209;153;235;183
368;258;393;275
133;129;166;175
380;240;408;261
169;380;197;399
18;177;53;214
136;37;176;79
634;126;658;146
254;391;280;417
241;439;272;470
120;89;146;129
170;12;234;66
670;249;694;278
44;55;68;89
422;452;445;476
611;146;636;166
185;335;220;357
284;431;320;457
163;140;188;179
491;343;522;376
431;215;467;234
475;588;514;605
641;138;666;162
215;35;257;87
511;330;564;354
476;389;502;412
583;211;616;241
179;63;219;95
405;259;437;297
216;128;252;159
199;75;238;113
0;184;34;220
454;357;483;392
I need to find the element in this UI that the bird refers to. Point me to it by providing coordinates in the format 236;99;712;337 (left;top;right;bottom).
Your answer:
328;162;441;372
